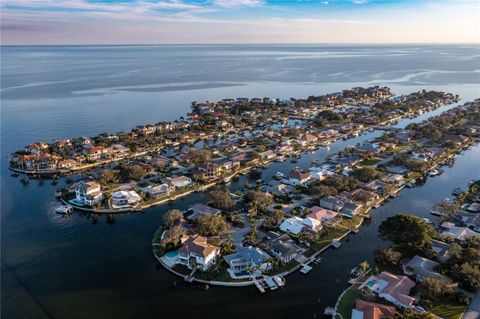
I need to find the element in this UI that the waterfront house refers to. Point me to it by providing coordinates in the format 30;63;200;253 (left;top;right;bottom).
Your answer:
177;235;220;271
111;190;142;208
25;142;48;154
186;203;221;220
223;246;271;276
163;176;192;189
320;196;345;211
337;202;361;218
258;150;276;160
403;255;447;282
358;179;388;194
359;271;416;309
18;154;58;170
105;144;130;157
85;146;106;161
279;216;322;235
140;184;172;199
74;181;103;207
380;173;404;184
57;159;78;169
341;189;379;205
266;234;300;264
307;206;339;222
455;211;480;232
352;300;396;319
440;222;480;242
288;169;312;186
267;181;294;196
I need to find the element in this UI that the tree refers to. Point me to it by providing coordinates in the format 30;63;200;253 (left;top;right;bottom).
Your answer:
454;263;480;292
221;234;236;255
307;184;338;199
163;209;184;228
263;209;284;230
375;247;403;265
99;169;118;185
160;226;185;250
195;214;228;236
118;164;146;181
352;167;380;183
245;226;258;245
244;190;273;213
378;214;435;252
207;190;235;211
434;200;460;220
191;149;212;165
419;278;454;302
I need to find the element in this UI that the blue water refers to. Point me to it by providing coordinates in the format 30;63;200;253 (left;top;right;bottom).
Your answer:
1;45;480;319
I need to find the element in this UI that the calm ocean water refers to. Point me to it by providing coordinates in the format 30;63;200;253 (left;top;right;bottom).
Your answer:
1;45;480;319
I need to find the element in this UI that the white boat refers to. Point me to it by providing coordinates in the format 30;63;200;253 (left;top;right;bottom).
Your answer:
429;169;442;177
422;218;432;224
332;239;342;248
274;172;286;180
55;204;73;215
273;276;285;287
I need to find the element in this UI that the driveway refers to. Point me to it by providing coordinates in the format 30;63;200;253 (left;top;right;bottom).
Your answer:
462;292;480;319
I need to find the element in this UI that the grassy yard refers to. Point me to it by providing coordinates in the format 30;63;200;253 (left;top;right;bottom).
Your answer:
304;227;350;257
336;286;363;319
430;299;467;319
340;216;363;229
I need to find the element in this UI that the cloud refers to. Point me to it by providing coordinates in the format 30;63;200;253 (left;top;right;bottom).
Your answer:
212;0;265;8
352;0;368;4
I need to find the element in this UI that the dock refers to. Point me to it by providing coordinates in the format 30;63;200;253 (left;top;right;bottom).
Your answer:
300;265;312;274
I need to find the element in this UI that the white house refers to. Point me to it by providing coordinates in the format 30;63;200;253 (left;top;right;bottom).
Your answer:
74;181;103;206
164;176;192;189
279;216;322;235
177;236;220;271
111;190;142;208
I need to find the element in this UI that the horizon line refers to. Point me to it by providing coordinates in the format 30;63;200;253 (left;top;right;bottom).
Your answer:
2;42;480;47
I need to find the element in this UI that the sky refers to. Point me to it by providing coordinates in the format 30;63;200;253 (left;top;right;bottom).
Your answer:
1;0;479;45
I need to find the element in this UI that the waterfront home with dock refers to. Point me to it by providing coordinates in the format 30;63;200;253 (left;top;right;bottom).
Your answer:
74;181;103;207
359;271;416;309
176;236;221;271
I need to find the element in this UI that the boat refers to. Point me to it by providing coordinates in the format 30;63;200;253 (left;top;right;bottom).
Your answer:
350;266;362;277
331;239;341;248
223;177;231;184
430;210;447;217
55;204;73;215
273;276;285;287
422;218;432;224
275;172;285;179
429;169;441;177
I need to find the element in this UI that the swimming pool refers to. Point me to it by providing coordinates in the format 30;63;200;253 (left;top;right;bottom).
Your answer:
166;251;178;258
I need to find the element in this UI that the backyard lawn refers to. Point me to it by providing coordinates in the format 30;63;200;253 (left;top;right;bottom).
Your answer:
430;299;467;319
336;285;363;319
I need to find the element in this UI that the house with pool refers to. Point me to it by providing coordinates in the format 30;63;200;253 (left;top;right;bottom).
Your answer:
172;235;221;271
